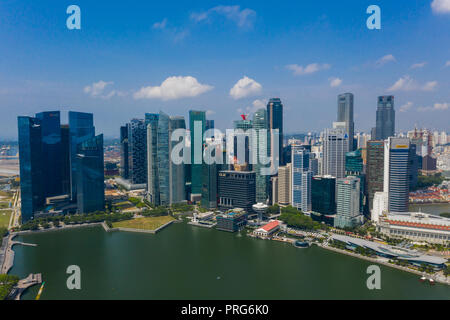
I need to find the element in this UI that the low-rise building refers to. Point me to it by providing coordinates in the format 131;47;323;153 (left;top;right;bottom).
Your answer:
216;209;247;232
377;212;450;244
254;220;280;238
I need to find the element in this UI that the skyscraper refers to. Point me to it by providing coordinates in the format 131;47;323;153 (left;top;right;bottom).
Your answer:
291;146;312;212
384;137;410;213
337;93;354;152
119;125;129;180
322;126;348;179
18;116;44;222
169;116;187;204
76;134;105;213
311;175;336;215
334;176;362;229
127;119;147;185
366;140;384;210
61;125;71;195
69;111;95;201
252;108;270;203
189;110;206;198
146;114;159;204
35;111;63;197
277;163;291;206
267;98;283;165
218;170;256;212
375;96;395;140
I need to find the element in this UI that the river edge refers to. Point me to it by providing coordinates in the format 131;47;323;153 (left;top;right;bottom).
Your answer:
3;221;450;290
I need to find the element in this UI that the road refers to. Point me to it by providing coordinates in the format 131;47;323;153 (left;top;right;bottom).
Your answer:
8;189;20;230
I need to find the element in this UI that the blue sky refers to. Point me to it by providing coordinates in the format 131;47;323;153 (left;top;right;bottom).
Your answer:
0;0;449;139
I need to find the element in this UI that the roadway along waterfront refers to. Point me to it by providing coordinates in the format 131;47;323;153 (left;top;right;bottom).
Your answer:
10;222;450;300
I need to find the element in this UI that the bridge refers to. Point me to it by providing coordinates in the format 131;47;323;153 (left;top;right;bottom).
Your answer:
7;273;42;300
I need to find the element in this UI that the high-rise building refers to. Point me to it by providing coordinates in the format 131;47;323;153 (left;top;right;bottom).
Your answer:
252;109;270;203
69;111;95;201
384;137;410;213
366;140;384;210
218;170;256;213
345;149;364;175
18;111;103;220
201;143;218;210
409;143;419;189
119;125;129;179
169;116;187;204
375;96;395;140
277;163;291;206
127;119;147;185
322;126;348;179
311;175;336;215
18;116;44;222
337;93;354;152
267;98;283;165
189;110;206;198
371;191;388;222
35;111;63;197
291;146;312;212
334;176;362;229
76;134;105;213
146;114;160;204
233;115;252;167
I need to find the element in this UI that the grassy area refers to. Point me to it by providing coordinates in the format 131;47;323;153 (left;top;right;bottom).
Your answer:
0;202;11;209
0;210;12;228
112;216;174;231
0;274;19;300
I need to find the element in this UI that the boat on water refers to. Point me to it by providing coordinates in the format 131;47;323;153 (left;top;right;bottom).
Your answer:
419;276;426;282
294;240;310;248
429;278;435;285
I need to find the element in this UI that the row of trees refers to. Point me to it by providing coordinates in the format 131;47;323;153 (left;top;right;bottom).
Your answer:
279;206;325;231
19;211;134;231
0;274;19;300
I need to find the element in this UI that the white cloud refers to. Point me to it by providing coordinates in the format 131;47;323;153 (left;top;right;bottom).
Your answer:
376;54;396;66
84;80;113;96
387;76;438;92
399;102;413;112
410;62;427;69
431;0;450;14
191;5;256;28
445;61;450;67
418;102;449;112
329;77;342;87
229;76;262;99
286;63;331;76
206;110;216;116
237;99;267;115
422;81;438;91
152;18;168;29
133;76;213;101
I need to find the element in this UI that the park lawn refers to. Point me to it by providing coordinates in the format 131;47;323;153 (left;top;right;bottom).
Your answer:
0;210;12;228
0;202;11;209
112;215;174;231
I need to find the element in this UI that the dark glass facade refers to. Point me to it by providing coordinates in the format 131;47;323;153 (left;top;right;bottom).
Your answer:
35;111;63;197
366;140;384;210
375;96;395;140
345;148;363;175
127;119;147;185
76;134;105;213
189;110;206;195
337;93;355;152
61;125;71;195
218;170;256;212
18;116;44;222
120;125;129;179
216;212;248;232
267;98;283;165
311;176;336;215
69;111;95;201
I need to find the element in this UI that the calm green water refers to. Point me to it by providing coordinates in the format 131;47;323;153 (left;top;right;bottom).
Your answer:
410;203;450;216
10;223;450;300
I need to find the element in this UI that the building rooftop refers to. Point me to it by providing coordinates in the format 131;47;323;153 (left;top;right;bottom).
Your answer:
257;220;280;233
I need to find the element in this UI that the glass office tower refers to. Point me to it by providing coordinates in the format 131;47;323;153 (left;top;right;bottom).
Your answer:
35;111;63;197
375;96;395;140
189;110;206;197
311;176;336;215
76;134;105;213
127;119;147;185
146;114;160;205
18;116;44;222
291;146;312;212
337;93;355;152
267;98;283;165
252;108;270;203
169;116;187;204
69;111;95;201
120;125;129;179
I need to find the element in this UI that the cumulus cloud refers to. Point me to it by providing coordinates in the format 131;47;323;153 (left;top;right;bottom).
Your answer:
133;76;213;101
399;102;413;112
286;63;331;76
410;62;427;69
84;80;123;99
376;54;396;67
445;61;450;67
229;76;262;99
329;77;342;87
237;99;267;115
191;5;256;28
387;76;438;92
431;0;450;14
418;102;449;112
152;18;168;29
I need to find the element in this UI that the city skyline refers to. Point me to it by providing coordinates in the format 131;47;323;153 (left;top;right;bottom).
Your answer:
1;1;450;139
